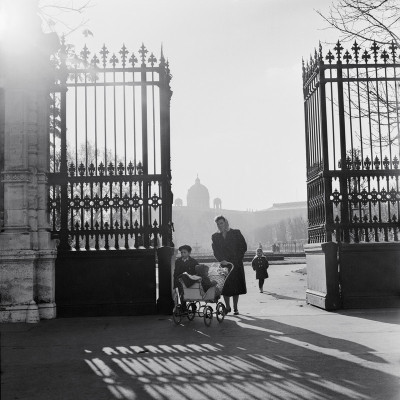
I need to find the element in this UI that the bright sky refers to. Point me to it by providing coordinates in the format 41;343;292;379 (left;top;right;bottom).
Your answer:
46;0;340;210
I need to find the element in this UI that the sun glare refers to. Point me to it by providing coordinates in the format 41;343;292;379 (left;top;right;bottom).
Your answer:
0;1;22;39
0;1;41;50
0;6;9;37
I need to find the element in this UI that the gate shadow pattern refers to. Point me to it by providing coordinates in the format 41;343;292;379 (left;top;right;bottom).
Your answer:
80;317;398;400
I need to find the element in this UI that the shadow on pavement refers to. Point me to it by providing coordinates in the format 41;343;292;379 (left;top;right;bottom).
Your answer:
262;291;305;301
337;309;400;325
2;313;398;400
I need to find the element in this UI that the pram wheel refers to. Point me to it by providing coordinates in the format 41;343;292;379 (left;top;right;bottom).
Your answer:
203;306;213;327
198;305;205;318
216;302;226;323
187;302;196;321
172;305;182;325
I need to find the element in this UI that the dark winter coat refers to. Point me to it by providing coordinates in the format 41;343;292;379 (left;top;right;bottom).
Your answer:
211;229;247;296
252;256;269;280
173;256;199;288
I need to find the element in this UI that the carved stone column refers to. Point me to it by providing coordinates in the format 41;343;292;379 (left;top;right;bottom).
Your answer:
0;0;58;322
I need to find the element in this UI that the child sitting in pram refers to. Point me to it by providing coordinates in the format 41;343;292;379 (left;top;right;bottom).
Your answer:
173;245;199;309
174;245;228;306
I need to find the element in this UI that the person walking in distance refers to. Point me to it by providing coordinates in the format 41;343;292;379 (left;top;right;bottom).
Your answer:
211;216;247;315
252;247;269;293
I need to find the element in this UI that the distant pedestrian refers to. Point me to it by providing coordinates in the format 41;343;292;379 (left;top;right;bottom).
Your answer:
252;247;269;293
212;215;247;315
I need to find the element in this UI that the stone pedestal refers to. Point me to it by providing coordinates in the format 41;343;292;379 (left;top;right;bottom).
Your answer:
305;241;400;311
0;0;58;322
0;250;37;322
36;250;58;319
305;242;340;311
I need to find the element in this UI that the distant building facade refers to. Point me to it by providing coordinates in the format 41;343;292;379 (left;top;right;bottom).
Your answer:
172;177;307;252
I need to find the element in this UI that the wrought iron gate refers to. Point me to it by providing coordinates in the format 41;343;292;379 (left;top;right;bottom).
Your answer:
49;40;173;250
48;40;173;316
303;41;400;244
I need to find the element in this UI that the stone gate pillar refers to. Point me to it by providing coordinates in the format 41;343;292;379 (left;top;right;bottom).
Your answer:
0;0;59;322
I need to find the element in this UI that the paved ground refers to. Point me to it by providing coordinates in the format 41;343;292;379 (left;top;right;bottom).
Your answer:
1;263;400;400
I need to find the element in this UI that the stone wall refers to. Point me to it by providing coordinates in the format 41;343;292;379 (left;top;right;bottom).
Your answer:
0;0;58;322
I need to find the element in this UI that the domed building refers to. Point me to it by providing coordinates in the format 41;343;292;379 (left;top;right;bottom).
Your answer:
174;198;183;207
172;176;307;252
187;176;210;209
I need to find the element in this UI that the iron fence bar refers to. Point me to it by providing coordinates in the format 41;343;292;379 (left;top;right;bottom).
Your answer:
306;92;312;171
319;62;333;242
365;65;374;163
383;64;392;167
367;176;372;236
374;61;383;169
139;180;143;246
59;42;70;250
377;176;382;225
393;61;400;162
122;59;127;172
346;64;355;228
132;62;137;170
109;179;113;246
119;177;123;244
52;91;56;173
100;172;104;242
101;46;108;175
141;62;148;173
151;65;156;174
307;85;314;170
316;80;323;168
346;66;354;164
141;53;150;248
311;83;317;169
94;75;98;172
337;62;350;242
158;181;162;246
84;62;88;174
74;63;78;171
159;59;169;245
329;64;337;170
90;179;94;243
397;175;400;219
166;63;173;245
355;59;364;168
303;98;310;173
113;61;117;170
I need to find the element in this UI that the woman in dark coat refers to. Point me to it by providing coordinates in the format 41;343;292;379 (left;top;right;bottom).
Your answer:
252;247;269;293
211;215;247;315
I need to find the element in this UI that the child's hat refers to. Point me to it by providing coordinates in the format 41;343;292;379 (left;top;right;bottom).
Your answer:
179;245;192;252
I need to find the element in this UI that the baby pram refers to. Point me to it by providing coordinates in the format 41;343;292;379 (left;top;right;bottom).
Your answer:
172;262;233;326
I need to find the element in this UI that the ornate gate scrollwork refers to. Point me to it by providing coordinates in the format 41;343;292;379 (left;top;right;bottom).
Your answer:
48;40;173;250
303;41;400;243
